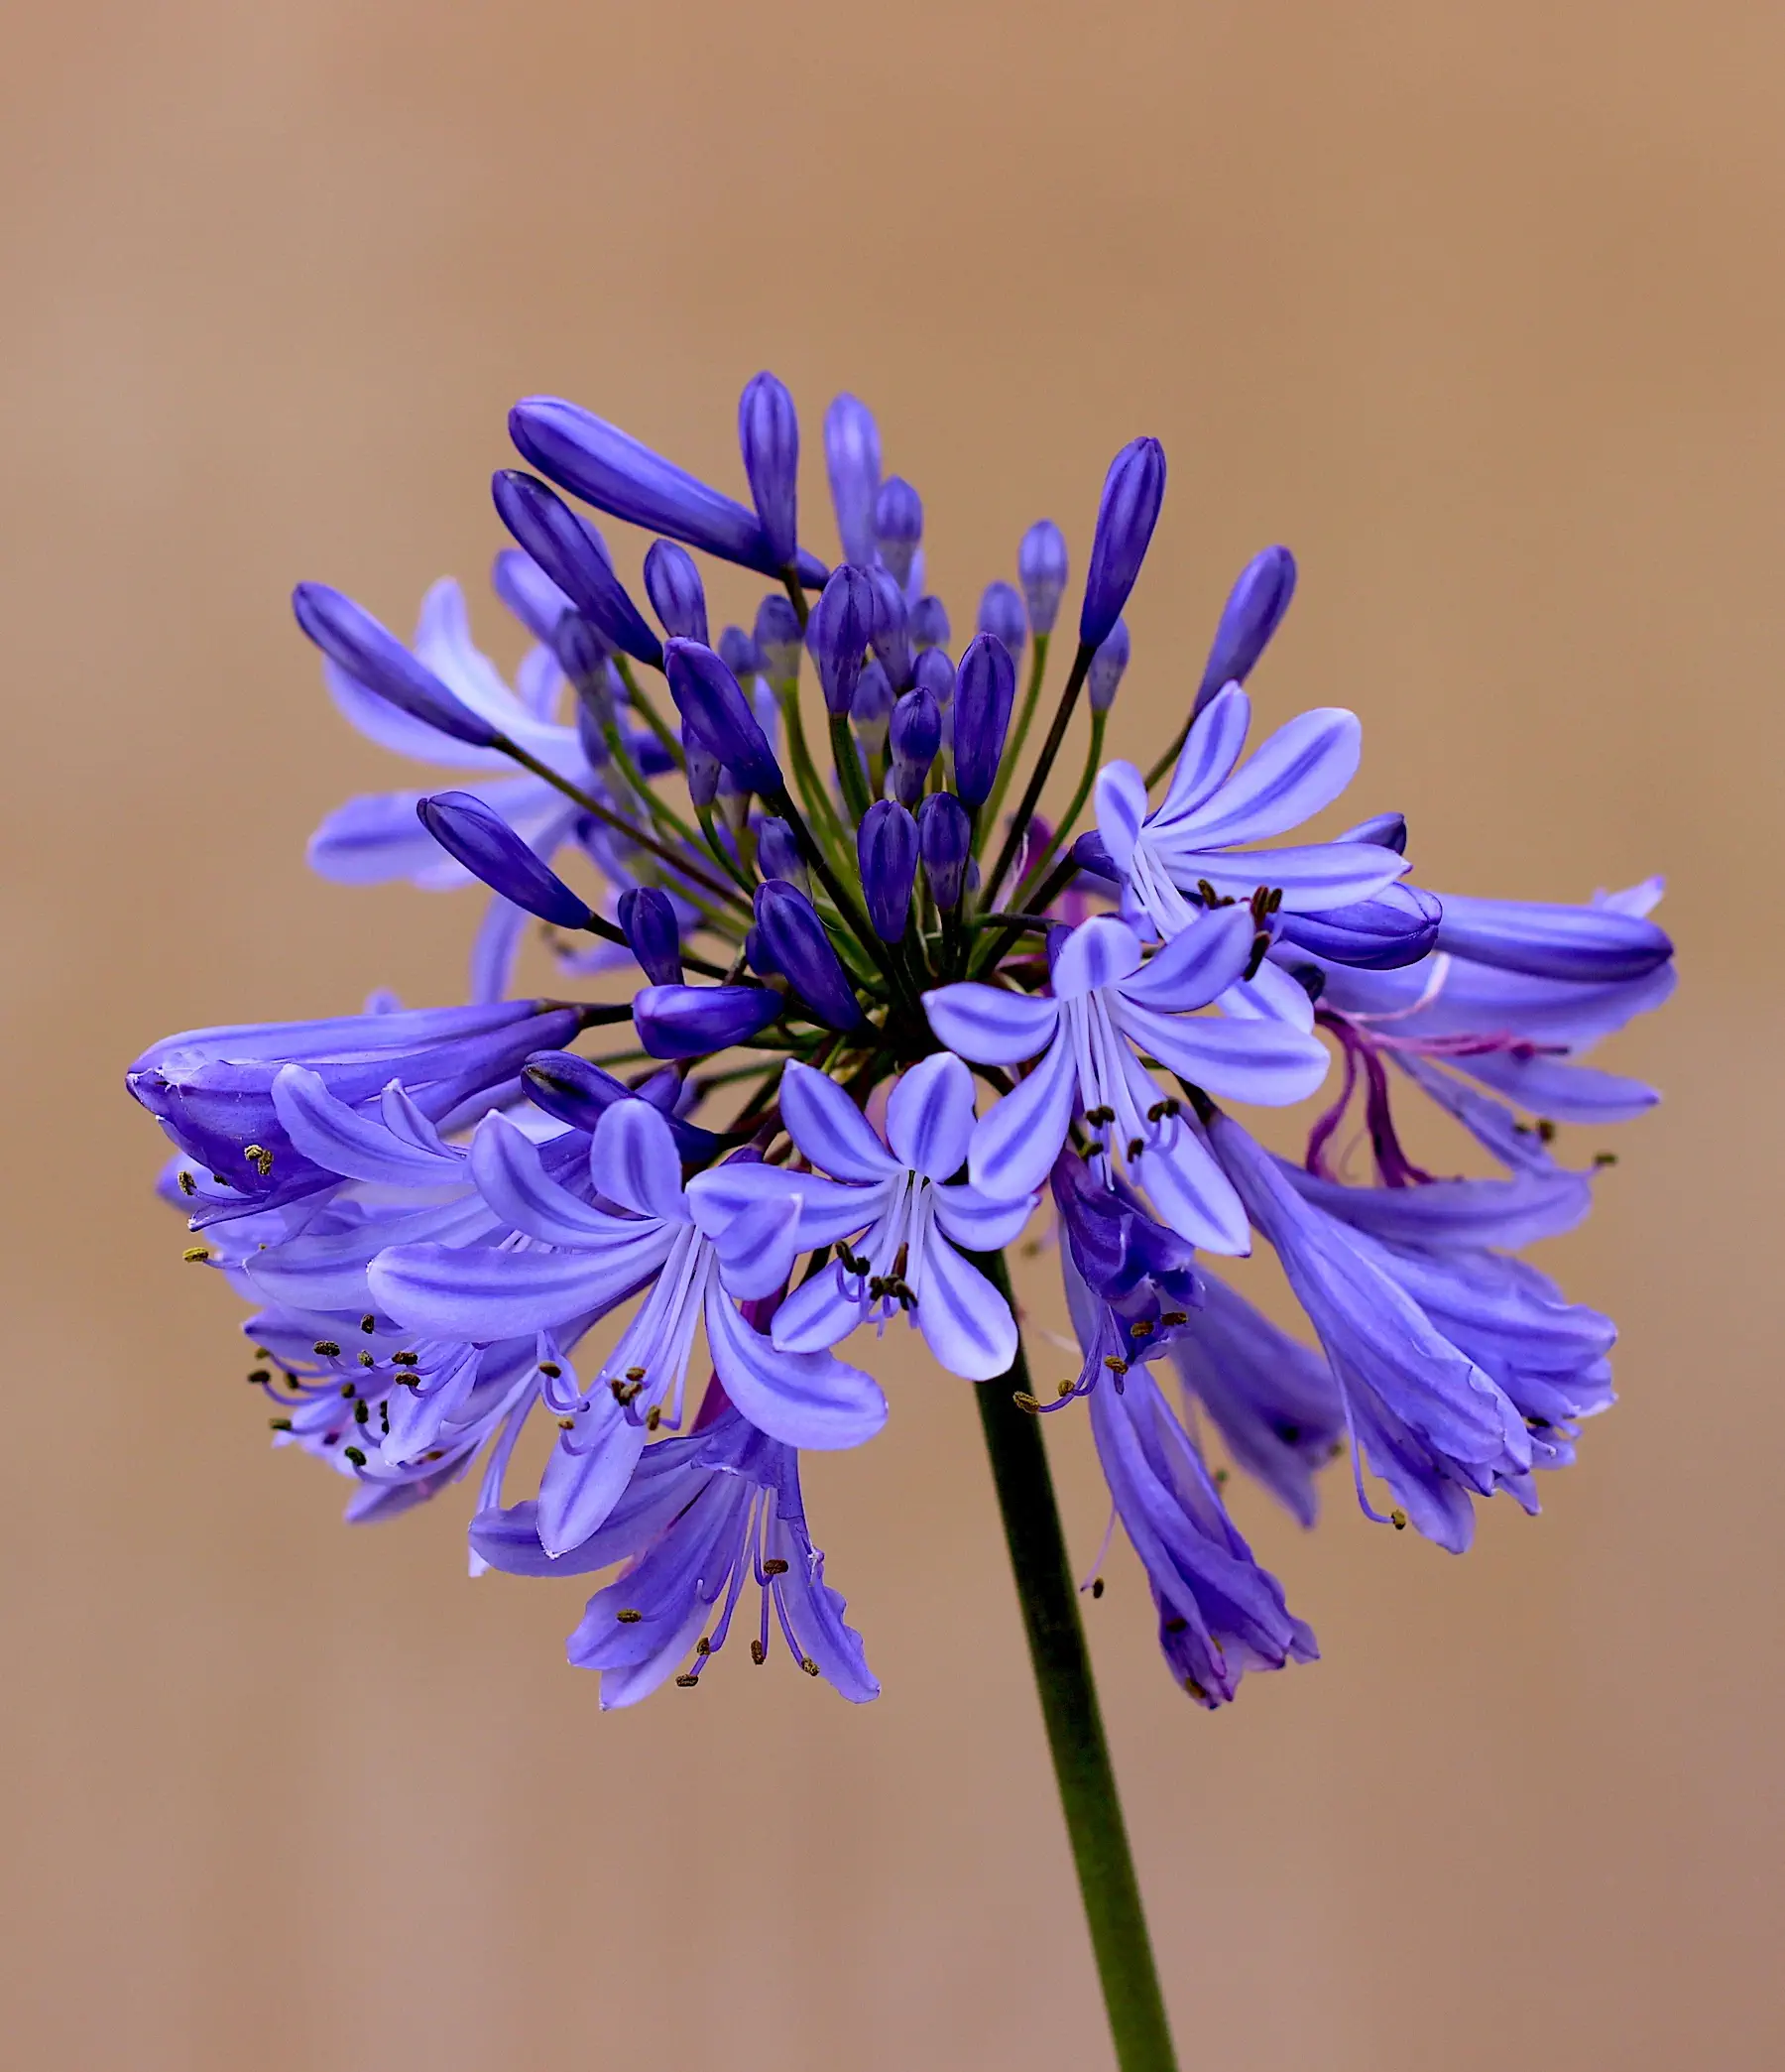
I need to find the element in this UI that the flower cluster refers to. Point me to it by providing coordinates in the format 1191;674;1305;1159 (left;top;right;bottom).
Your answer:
130;374;1673;1711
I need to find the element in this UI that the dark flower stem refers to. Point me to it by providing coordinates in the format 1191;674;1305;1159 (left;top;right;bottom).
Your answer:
981;640;1095;911
974;1251;1180;2072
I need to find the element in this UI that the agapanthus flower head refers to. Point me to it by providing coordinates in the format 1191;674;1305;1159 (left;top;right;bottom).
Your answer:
136;369;1672;1773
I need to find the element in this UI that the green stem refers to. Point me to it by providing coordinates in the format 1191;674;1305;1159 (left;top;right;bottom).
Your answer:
981;631;1050;838
829;709;876;826
611;655;685;770
972;1252;1180;2072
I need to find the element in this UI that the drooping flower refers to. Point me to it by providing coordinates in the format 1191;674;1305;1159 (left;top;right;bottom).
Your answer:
471;1402;877;1706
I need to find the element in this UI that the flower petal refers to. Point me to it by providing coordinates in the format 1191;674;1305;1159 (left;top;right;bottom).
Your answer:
471;1111;640;1246
1164;841;1408;914
1114;906;1254;1012
1093;760;1149;878
1155;683;1250;827
1130;1119;1251;1254
1051;915;1144;1000
929;1181;1039;1253
779;1059;899;1181
968;1027;1079;1199
271;1064;462;1185
705;1282;888;1448
537;1392;649;1556
712;1188;806;1299
913;1229;1017;1380
923;982;1060;1066
1115;1000;1331;1106
1434;893;1672;983
771;1262;866;1354
1451;1048;1660;1125
369;1237;661;1337
591;1099;689;1222
1167;707;1362;848
886;1051;978;1180
1219;959;1317;1033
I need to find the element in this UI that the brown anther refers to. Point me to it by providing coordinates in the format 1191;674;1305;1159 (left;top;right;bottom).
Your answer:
353;1400;369;1425
1244;929;1272;981
750;1641;767;1665
343;1445;367;1468
1159;1309;1188;1327
1594;1151;1618;1167
538;1361;562;1380
1130;1320;1153;1339
182;1246;211;1263
1184;1677;1208;1701
1104;1356;1129;1375
558;1416;576;1430
1164;1616;1188;1634
247;1369;270;1386
1535;1119;1557;1143
338;1382;356;1399
313;1340;341;1358
1012;1391;1042;1413
616;1609;643;1624
1085;1105;1116;1127
1145;1098;1180;1124
799;1656;819;1676
1389;1509;1408;1530
1057;1380;1076;1398
358;1350;375;1368
268;1416;293;1432
392;1350;418;1367
625;1366;647;1383
178;1170;196;1197
422;1449;443;1461
763;1557;789;1576
695;1638;711;1654
1091;1578;1106;1600
645;1405;661;1430
1267;887;1283;913
674;1673;700;1688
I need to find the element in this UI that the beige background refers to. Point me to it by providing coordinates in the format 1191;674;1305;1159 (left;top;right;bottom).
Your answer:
3;4;1780;2066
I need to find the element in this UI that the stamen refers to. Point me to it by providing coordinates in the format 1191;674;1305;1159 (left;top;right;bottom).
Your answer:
178;1171;196;1197
313;1340;341;1358
359;1314;376;1334
616;1609;643;1624
182;1247;211;1264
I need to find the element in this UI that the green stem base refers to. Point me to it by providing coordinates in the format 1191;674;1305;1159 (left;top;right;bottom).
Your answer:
975;1253;1180;2072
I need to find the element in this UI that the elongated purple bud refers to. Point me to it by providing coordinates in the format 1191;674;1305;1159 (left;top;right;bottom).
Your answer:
912;647;955;703
663;639;783;795
417;792;592;928
755;814;807;894
618;887;684;983
809;564;876;716
1194;546;1297;713
634;982;783;1059
294;584;501;749
824;393;882;568
717;625;765;682
509;395;827;588
976;579;1027;670
738;371;800;569
523;1048;716;1158
1080;435;1166;649
1339;810;1407;856
889;685;941;806
909;593;951;651
491;549;574;645
753;882;864;1029
952;634;1016;808
753;593;803;686
643;540;709;645
874;476;923;587
492;470;663;668
1087;618;1130;713
551;611;612;689
868;565;912;690
858;799;919;943
1017;519;1069;637
682;723;721;808
850;660;894;757
917;792;971;911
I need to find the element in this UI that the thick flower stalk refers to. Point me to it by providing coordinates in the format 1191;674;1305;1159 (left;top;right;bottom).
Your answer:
129;370;1673;2072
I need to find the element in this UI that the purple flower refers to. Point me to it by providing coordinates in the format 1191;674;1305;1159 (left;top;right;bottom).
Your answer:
809;564;877;716
976;580;1027;669
473;1405;878;1705
1095;684;1410;936
823;393;882;569
1080;436;1166;649
952;633;1017;808
689;1056;1038;1381
1193;546;1297;715
1086;619;1130;713
753;880;864;1029
889;685;941;805
925;912;1329;1250
858;800;919;943
909;593;951;650
918;792;971;911
1017;519;1069;637
850;660;895;758
874;476;923;587
492;469;664;669
294;582;502;750
617;886;683;984
370;1099;887;1552
632;981;783;1060
509;395;828;587
663;639;783;795
417;791;596;931
643;539;709;644
738;371;801;569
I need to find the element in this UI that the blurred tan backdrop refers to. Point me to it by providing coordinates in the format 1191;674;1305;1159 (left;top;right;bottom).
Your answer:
3;3;1780;2067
